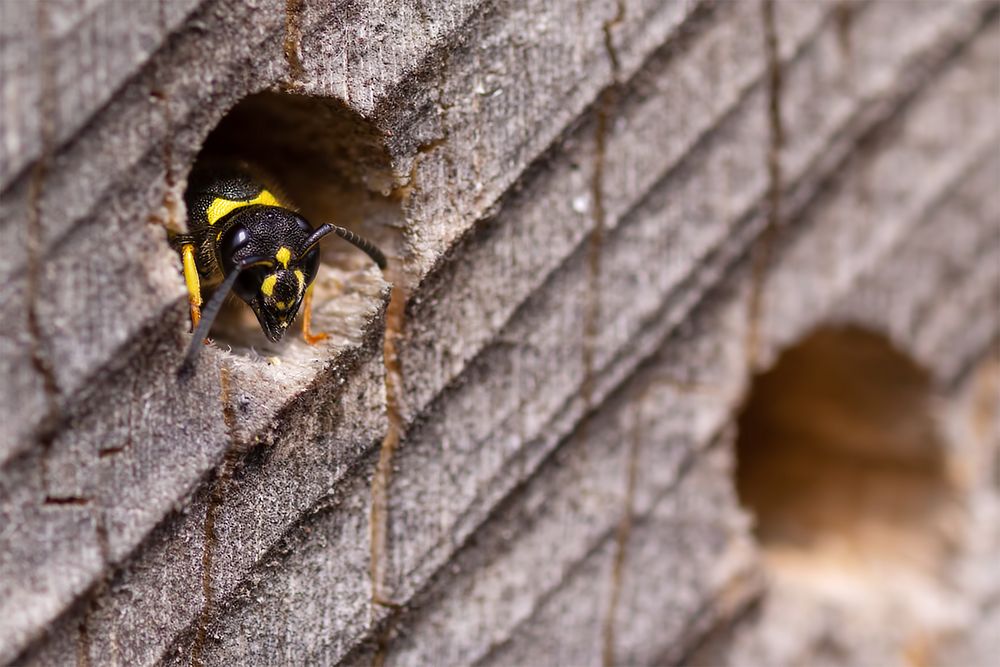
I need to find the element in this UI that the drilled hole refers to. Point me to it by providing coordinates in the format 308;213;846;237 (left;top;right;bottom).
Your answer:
182;92;402;360
735;327;957;594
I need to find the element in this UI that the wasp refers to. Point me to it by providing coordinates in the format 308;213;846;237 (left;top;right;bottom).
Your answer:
172;161;386;374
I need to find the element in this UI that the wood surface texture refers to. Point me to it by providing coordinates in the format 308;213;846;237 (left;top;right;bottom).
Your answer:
1;0;998;665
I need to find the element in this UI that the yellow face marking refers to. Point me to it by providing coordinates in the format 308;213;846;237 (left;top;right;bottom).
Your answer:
294;270;305;296
261;274;277;297
275;301;289;311
275;247;292;268
205;189;280;226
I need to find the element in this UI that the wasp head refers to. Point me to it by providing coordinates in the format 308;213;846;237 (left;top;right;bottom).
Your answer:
218;206;320;343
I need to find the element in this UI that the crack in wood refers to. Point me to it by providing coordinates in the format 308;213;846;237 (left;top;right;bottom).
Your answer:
368;284;408;667
601;397;642;667
150;88;183;234
595;12;629;658
582;92;615;412
834;0;858;59
43;496;92;506
582;1;626;419
369;42;455;638
191;367;239;667
151;0;183;236
191;474;225;666
601;0;626;78
283;0;306;86
26;0;63;480
369;285;408;617
75;613;91;667
97;446;127;459
76;516;113;667
745;0;785;372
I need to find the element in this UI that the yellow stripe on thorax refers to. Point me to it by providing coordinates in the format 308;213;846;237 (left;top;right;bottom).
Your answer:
206;189;280;226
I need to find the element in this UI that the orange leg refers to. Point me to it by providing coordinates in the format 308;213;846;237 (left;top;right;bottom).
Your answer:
181;243;202;330
302;283;329;344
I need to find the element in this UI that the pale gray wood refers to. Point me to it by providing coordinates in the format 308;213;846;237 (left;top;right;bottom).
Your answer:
1;0;998;665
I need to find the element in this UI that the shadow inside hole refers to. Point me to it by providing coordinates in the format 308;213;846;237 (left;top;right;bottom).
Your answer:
735;327;958;588
185;92;403;358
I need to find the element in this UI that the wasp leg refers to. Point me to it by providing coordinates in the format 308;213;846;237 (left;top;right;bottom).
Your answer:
301;282;329;344
180;243;203;330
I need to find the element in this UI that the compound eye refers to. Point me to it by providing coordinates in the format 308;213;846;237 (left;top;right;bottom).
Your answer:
302;248;320;284
294;214;315;236
234;266;269;302
219;223;251;275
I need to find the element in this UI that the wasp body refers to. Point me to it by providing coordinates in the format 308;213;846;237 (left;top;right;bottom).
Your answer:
173;162;386;373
